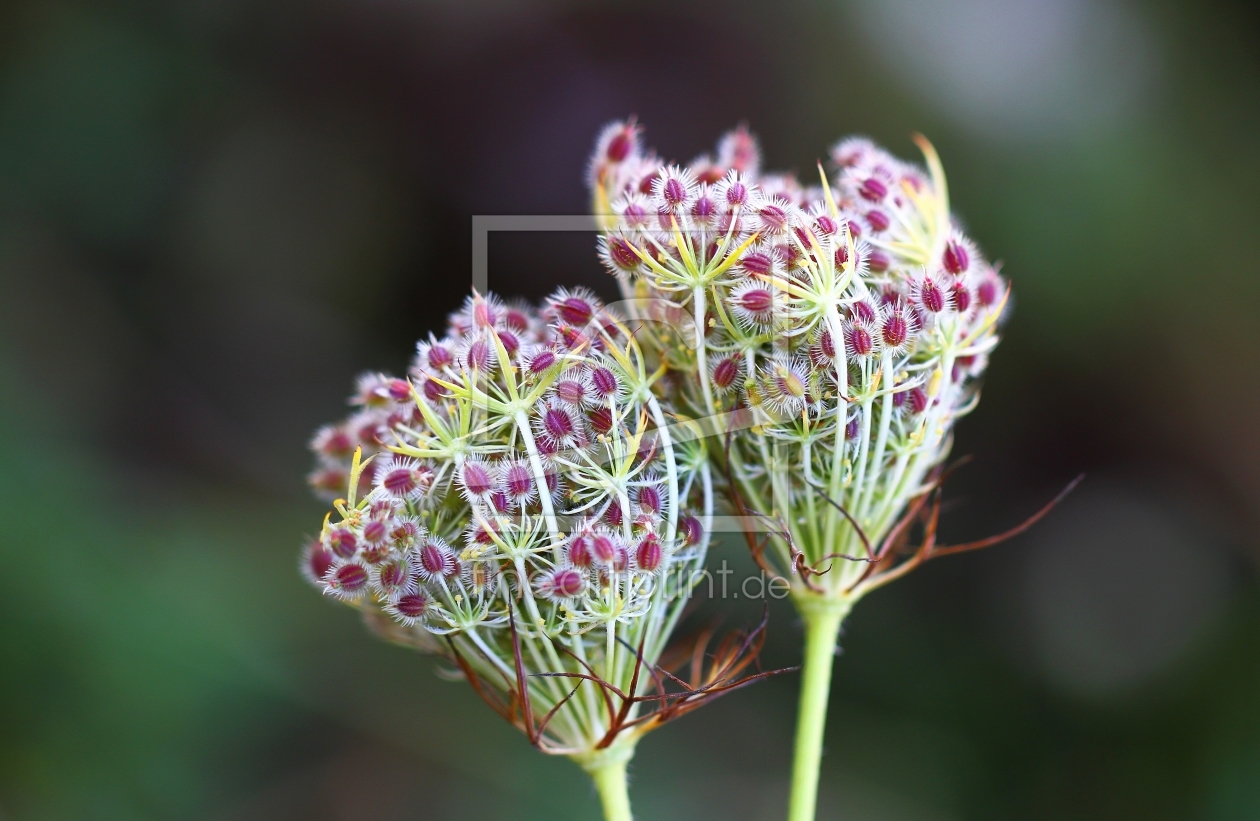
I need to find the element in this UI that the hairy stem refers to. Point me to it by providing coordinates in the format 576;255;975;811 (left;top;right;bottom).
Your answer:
787;594;852;821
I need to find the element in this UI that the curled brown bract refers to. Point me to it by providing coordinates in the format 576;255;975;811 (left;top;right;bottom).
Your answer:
444;601;792;755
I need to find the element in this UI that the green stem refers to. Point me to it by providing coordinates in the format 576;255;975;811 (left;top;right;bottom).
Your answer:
575;744;636;821
787;595;851;821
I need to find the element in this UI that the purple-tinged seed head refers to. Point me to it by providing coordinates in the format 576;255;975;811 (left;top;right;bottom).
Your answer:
693;196;716;221
418;541;449;577
505;308;531;332
866;210;890;232
382;466;420;497
908;387;929;414
847;325;874;356
859;177;887;201
635;534;663;572
737;287;775;315
465;339;492;371
468;524;494;547
504;463;534;499
555;379;588;406
851;301;877;324
606;128;634;162
496;330;519;357
719;125;759;173
363;520;387;544
543;407;574;441
612;546;630;573
313;426;353;458
757;202;788;233
712;356;741;390
680;515;703;547
394;592;428;620
422;377;446;401
387;379;411;402
845;416;860;440
590;367;619;397
355;419;383;446
461;461;495;497
472;297;496;329
819;328;837;359
588;406;613;434
662;177;686;207
306;543;334;581
607;237;640;271
557;325;594;352
882;313;909;348
741;251;774;277
569;534;594;568
952;282;972;313
360;543;389;564
528;349;557;374
556;296;595;326
977;278;999;307
303;468;345;493
390;519;422;548
378;559;410;591
696;165;724;185
427;344;453;370
919;277;946;313
868;250;890;273
775;368;806;400
591;533;618;564
777;241;803;268
332;563;368;594
943;240;970;275
329;528;357;559
637;485;662;514
546;568;585;599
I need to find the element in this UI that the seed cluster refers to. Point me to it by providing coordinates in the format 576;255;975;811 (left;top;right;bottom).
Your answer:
304;289;713;754
590;121;1008;595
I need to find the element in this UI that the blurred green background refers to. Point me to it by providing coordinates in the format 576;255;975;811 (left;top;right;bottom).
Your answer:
2;1;1259;818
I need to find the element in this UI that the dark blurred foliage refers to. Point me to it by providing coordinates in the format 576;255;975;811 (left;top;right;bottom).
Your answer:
2;1;1260;819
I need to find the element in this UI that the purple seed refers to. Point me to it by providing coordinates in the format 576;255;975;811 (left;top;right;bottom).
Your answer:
848;325;873;356
882;314;909;347
544;407;574;440
859;177;887;201
943;240;970;274
920;279;945;313
590;367;618;396
395;593;427;618
462;462;494;496
635;535;663;571
334;563;368;592
712;356;740;390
